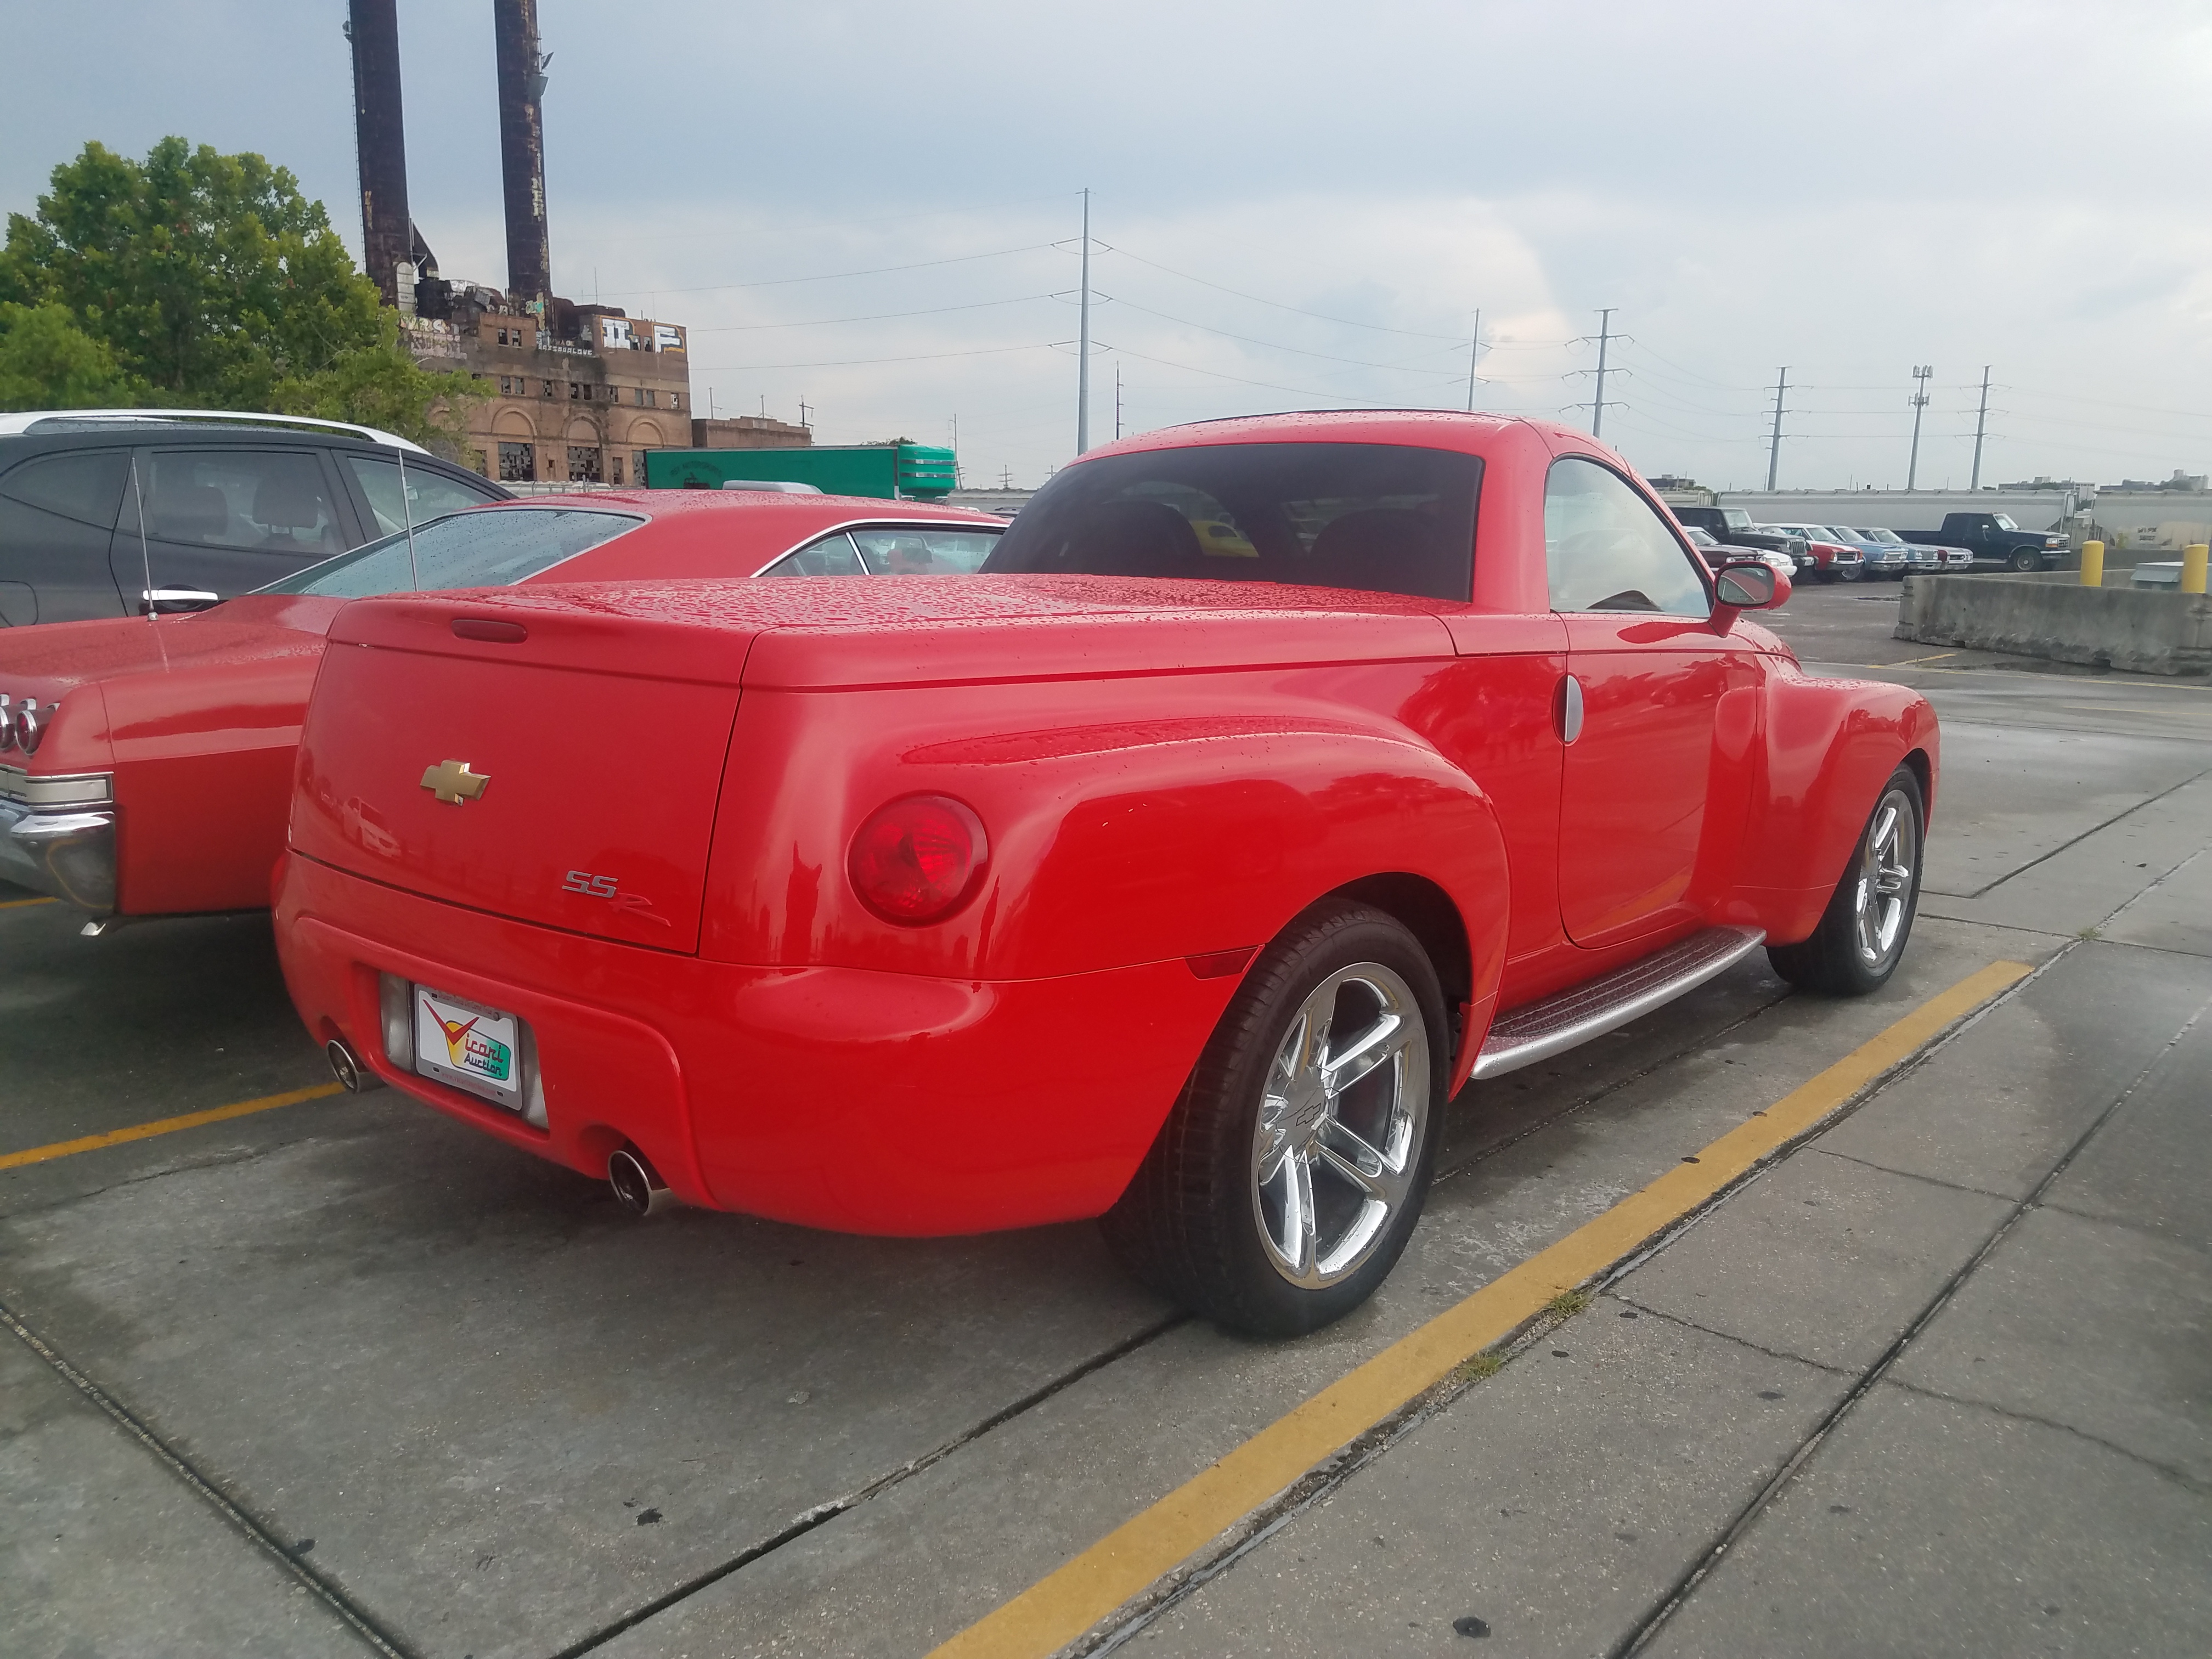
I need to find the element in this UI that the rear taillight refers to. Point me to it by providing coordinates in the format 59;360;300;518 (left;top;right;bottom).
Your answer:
848;794;989;925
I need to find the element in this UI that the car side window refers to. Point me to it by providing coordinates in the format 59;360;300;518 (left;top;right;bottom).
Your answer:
0;450;130;528
758;532;867;578
849;527;1000;574
346;455;501;537
145;450;345;558
1544;457;1710;615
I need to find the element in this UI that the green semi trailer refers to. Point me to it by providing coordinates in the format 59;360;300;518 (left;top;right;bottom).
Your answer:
642;442;957;500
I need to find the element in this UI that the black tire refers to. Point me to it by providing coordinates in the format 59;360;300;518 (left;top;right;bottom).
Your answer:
2008;548;2039;572
1101;901;1449;1338
1768;765;1925;996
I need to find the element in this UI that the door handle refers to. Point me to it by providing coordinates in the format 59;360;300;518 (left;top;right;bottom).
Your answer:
1558;674;1584;745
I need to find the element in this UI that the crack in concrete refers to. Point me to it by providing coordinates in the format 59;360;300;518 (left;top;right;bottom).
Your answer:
0;1296;413;1658
545;1312;1188;1659
1944;763;2212;901
1874;1375;2212;1497
1801;1144;2018;1202
1599;1294;1855;1376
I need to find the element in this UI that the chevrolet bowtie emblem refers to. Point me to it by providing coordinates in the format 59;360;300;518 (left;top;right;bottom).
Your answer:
420;759;490;805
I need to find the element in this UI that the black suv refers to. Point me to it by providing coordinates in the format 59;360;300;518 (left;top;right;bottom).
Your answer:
0;413;510;626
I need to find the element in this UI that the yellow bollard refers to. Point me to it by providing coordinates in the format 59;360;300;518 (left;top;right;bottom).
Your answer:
2185;543;2210;596
2079;540;2104;587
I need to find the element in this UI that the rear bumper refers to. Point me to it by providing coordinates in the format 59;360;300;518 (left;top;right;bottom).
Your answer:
273;852;1238;1235
0;772;116;912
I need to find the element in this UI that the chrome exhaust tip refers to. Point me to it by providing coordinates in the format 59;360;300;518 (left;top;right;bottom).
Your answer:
325;1039;382;1093
608;1147;675;1217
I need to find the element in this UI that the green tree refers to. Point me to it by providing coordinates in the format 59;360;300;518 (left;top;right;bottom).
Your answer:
0;301;143;408
0;137;479;450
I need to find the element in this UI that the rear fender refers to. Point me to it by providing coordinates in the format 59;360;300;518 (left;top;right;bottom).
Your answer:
701;685;1511;1012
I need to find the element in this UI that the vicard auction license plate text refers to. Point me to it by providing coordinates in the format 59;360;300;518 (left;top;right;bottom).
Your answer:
415;985;522;1108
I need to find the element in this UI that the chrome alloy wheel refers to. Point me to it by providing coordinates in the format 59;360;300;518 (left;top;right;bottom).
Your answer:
1853;786;1919;969
1250;962;1431;1289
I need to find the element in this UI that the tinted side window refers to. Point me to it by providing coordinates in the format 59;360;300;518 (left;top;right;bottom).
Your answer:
1544;458;1710;615
346;455;501;537
0;450;130;524
0;450;131;620
146;450;344;557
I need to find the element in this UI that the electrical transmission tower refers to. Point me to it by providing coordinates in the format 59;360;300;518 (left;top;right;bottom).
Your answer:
1970;367;1992;489
1568;309;1623;437
1766;369;1790;490
1906;365;1933;490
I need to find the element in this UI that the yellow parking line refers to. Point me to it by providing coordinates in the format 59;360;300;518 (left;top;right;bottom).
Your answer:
930;958;2035;1659
0;1084;345;1172
1880;650;1957;667
0;894;58;910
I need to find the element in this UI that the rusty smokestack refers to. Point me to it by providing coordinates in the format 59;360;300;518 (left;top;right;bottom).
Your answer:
493;0;552;315
347;0;411;308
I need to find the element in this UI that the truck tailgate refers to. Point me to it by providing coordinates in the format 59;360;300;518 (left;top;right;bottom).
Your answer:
292;595;750;953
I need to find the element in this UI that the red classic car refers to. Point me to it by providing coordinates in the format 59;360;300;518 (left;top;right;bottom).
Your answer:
0;491;1005;922
273;412;1937;1335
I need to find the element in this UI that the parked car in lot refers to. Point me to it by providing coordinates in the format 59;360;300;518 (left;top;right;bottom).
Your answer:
1846;525;1966;574
1759;523;1866;583
0;410;509;626
1683;526;1796;580
0;492;1004;919
1669;506;1809;573
272;410;1937;1337
1898;512;2069;572
1817;527;1913;579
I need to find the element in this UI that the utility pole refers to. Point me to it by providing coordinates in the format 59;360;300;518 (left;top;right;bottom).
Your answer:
1969;366;1991;489
1906;364;1933;490
1465;308;1481;413
798;397;811;429
1115;360;1123;441
950;413;960;486
1766;368;1788;490
1590;308;1615;438
1075;188;1092;455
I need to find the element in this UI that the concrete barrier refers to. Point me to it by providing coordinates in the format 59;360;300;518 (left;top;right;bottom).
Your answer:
1895;574;2212;676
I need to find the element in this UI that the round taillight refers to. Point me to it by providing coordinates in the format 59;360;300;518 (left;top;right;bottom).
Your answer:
847;794;988;925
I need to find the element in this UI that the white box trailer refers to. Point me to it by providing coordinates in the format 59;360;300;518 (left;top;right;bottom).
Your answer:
1714;489;2080;538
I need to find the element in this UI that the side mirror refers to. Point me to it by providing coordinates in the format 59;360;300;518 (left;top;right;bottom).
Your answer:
1713;561;1787;613
140;587;223;616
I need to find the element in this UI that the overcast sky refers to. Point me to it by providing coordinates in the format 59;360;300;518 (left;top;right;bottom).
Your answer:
7;0;2210;489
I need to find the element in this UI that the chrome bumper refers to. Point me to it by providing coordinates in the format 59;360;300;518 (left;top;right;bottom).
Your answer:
0;767;117;912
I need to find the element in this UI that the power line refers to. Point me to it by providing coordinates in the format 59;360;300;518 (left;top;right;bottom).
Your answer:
592;242;1057;300
684;294;1057;334
1100;296;1465;377
691;341;1064;373
1104;246;1469;341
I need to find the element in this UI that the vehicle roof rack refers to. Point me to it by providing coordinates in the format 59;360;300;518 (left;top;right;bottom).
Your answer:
0;409;430;453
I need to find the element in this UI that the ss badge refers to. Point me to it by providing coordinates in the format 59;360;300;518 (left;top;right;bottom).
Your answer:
562;870;618;898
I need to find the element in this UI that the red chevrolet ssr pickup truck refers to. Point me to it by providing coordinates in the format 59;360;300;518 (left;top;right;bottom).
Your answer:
274;411;1937;1335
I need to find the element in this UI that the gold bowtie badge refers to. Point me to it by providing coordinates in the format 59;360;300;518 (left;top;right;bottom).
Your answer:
420;759;490;805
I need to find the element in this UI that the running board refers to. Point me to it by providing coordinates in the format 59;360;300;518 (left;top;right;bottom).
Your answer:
1472;925;1767;1081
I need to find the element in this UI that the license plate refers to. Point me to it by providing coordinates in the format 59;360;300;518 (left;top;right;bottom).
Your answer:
414;985;524;1109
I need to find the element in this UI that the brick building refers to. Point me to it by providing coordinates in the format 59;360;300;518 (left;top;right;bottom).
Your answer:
402;292;697;487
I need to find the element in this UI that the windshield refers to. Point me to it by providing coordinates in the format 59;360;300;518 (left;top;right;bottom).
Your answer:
1858;527;1903;543
1720;509;1752;529
983;442;1482;601
255;507;646;596
1991;514;2019;531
